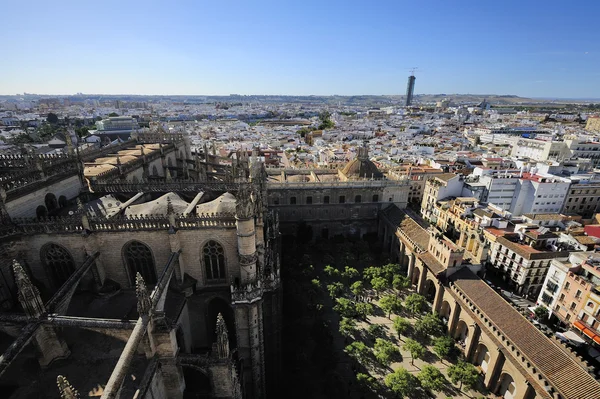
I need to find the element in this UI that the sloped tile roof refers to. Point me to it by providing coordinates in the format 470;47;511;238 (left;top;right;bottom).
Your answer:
451;268;600;399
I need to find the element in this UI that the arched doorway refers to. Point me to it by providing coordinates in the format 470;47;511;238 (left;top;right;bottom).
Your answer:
183;367;211;398
44;193;58;212
474;343;490;374
41;243;76;289
455;320;469;343
206;297;236;350
425;279;436;301
497;373;516;399
122;240;156;286
58;195;67;208
412;267;421;287
440;300;451;322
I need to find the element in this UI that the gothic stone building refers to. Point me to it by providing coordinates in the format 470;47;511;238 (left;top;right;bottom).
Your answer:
0;133;281;399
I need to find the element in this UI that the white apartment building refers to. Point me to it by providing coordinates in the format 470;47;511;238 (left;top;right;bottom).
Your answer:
511;138;566;161
490;230;570;297
468;169;569;216
510;173;570;216
564;137;600;166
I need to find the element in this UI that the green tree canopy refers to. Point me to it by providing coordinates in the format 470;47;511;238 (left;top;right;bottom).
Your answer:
345;341;371;364
367;323;386;338
350;280;365;301
297;127;312;137
371;276;389;293
334;297;357;318
384;368;418;398
533;306;548;321
339;317;357;338
393;275;410;291
341;266;359;283
447;361;480;391
414;312;446;337
432;335;454;362
327;282;345;299
381;263;402;281
393;316;411;340
374;338;400;366
380;294;403;318
363;266;384;281
404;293;427;315
418;365;446;392
356;302;374;320
403;338;425;365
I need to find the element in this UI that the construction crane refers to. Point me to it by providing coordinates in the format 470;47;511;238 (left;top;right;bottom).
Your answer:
408;67;419;76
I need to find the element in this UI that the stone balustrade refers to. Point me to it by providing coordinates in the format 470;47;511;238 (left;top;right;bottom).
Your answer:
4;212;237;236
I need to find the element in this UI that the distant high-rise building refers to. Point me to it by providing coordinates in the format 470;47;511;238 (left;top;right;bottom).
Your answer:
405;75;416;106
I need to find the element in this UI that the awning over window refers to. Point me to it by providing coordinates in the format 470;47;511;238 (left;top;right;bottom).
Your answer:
574;320;600;345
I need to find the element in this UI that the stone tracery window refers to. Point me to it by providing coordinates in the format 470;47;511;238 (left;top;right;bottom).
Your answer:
203;240;226;282
41;243;75;288
124;241;156;286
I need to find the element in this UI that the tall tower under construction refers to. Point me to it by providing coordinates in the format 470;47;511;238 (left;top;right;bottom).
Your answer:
405;74;416;106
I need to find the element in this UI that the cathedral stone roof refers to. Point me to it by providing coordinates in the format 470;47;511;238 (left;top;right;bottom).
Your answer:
195;192;236;215
124;192;189;216
341;143;383;179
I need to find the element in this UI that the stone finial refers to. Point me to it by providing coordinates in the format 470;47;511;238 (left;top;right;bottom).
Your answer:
76;197;85;212
13;259;45;318
216;313;229;359
166;196;174;215
57;375;80;399
135;273;152;316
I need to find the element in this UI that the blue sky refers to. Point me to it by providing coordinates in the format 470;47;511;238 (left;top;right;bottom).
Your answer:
1;0;599;98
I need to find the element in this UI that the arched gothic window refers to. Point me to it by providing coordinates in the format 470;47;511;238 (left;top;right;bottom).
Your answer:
123;241;156;286
41;243;75;288
203;241;226;282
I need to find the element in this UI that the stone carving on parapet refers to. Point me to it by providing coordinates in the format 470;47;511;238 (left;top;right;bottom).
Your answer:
136;273;152;316
57;375;80;399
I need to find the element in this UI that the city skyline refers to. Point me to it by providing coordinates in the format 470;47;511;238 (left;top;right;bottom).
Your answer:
1;0;599;98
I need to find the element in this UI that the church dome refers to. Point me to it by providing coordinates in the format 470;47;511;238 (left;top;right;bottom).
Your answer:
341;143;383;179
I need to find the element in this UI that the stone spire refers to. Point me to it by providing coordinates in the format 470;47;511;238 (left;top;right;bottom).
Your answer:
215;313;229;359
135;273;152;316
65;129;75;156
13;259;45;318
235;184;255;220
57;375;79;399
